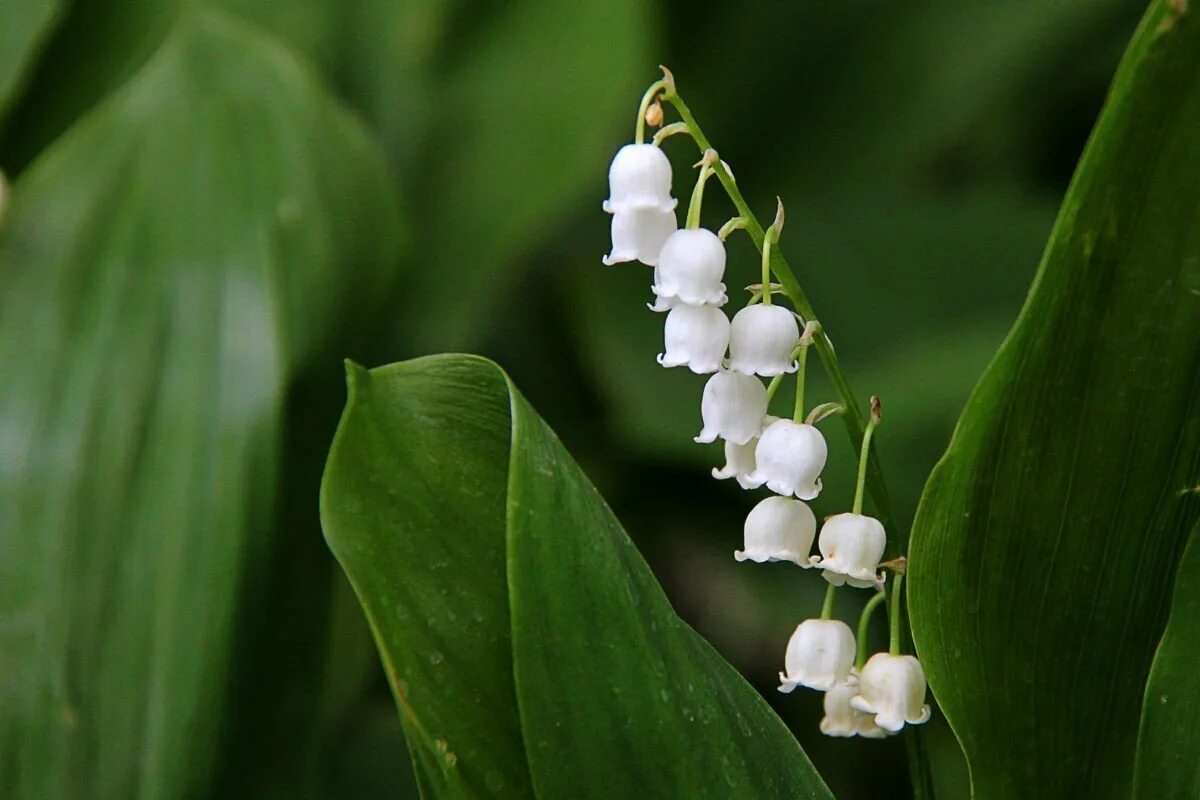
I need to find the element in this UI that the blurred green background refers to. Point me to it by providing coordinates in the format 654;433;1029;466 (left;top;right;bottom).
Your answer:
0;0;1149;798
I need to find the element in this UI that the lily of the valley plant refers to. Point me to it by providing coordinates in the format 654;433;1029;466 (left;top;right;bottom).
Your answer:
602;68;930;740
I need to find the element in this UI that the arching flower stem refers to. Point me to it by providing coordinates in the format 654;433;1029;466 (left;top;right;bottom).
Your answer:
889;571;905;656
635;79;668;144
820;582;837;621
658;81;896;545
856;591;888;671
853;396;883;516
685;151;718;229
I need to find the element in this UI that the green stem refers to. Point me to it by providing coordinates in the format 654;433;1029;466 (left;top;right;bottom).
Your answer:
792;344;809;423
889;572;904;656
662;90;896;545
855;592;888;671
819;582;837;620
852;412;879;515
635;79;667;144
765;374;784;404
761;232;775;305
685;165;714;229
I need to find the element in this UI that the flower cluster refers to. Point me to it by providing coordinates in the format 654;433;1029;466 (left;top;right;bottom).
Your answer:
602;70;930;739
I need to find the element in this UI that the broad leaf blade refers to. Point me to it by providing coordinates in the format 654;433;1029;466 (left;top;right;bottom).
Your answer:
320;357;533;798
506;381;833;798
908;2;1200;798
0;10;402;798
1134;521;1200;800
320;355;833;799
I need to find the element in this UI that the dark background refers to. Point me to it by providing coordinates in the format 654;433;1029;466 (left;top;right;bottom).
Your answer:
0;1;1149;797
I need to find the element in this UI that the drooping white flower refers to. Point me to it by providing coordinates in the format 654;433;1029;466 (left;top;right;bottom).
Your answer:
728;304;801;376
744;419;827;500
646;267;677;311
603;206;678;267
735;496;816;565
812;513;886;588
850;653;932;733
778;619;855;693
820;674;887;739
657;304;729;374
712;414;778;488
603;143;676;214
652;228;728;307
694;370;768;446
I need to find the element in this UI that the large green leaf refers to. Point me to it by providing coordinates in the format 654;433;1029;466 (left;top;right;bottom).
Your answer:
320;354;834;798
908;2;1200;798
0;0;62;123
1134;520;1200;799
0;9;402;798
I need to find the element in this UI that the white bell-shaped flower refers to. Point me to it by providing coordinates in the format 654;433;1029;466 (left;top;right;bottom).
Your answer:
603;143;676;213
603;206;677;267
778;619;855;693
812;513;886;588
646;267;677;311
744;419;827;500
694;370;768;446
735;496;816;565
657;305;729;374
820;674;887;739
850;653;932;733
652;228;728;307
728;304;801;376
712;415;777;488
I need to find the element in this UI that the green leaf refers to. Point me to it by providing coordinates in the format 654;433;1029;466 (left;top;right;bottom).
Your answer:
907;2;1200;798
1134;520;1200;800
0;9;402;798
0;0;62;123
320;354;834;799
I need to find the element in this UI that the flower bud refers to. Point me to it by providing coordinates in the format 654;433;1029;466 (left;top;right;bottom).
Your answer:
603;206;677;267
728;304;801;376
778;619;855;693
820;674;887;739
603;143;676;213
652;228;728;307
744;419;827;500
694;370;768;446
712;415;778;488
812;513;886;588
657;304;729;374
850;653;932;733
735;496;816;565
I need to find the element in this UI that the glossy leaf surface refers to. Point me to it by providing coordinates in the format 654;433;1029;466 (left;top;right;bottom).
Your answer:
321;354;834;798
908;2;1200;798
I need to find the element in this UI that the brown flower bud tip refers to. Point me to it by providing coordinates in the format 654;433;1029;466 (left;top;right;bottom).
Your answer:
644;101;663;128
870;395;883;424
881;556;907;574
772;197;786;233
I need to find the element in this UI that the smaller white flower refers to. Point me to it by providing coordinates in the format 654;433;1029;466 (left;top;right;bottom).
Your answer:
728;304;801;376
657;305;729;374
812;513;886;588
820;673;887;739
850;653;932;733
735;496;816;565
778;619;855;693
712;415;777;488
603;143;676;214
744;420;827;500
603;206;677;267
695;370;767;446
652;228;728;307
